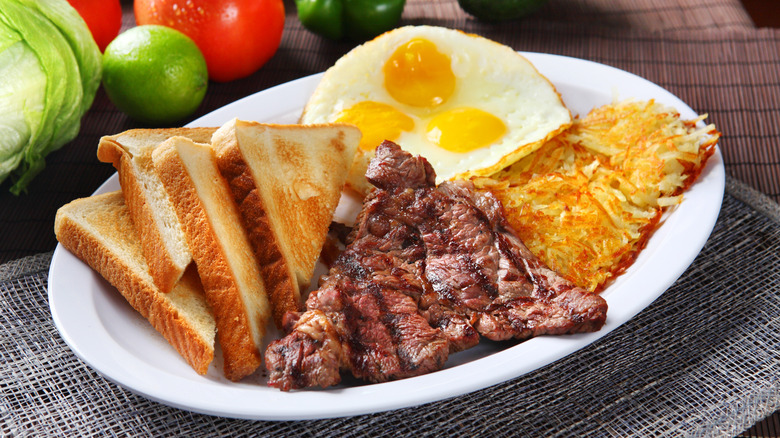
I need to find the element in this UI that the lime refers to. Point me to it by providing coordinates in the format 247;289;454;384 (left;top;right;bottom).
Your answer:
102;25;208;125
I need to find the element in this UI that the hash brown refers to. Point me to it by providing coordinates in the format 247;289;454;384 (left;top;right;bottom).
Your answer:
476;99;720;291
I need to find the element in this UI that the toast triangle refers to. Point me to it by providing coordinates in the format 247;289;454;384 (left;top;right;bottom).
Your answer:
97;128;217;293
211;119;360;327
54;191;216;375
152;136;271;381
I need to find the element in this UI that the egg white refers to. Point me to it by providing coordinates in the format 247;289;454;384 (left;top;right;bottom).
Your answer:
300;25;572;190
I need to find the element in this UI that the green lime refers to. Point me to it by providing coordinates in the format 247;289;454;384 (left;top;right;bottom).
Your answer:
457;0;548;21
102;25;208;125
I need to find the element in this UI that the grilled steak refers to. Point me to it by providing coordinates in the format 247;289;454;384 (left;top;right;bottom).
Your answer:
265;141;608;390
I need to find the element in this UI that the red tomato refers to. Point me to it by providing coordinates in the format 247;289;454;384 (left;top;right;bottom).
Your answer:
67;0;122;52
134;0;286;82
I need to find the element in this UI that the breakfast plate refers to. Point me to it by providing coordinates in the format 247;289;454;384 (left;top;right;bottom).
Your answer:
49;52;725;420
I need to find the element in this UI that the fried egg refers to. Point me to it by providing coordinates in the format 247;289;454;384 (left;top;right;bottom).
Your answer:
300;25;572;194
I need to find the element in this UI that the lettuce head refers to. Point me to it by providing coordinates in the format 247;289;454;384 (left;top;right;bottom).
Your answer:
0;0;101;195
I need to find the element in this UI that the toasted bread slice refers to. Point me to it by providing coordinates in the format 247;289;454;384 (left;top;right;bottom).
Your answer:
97;128;217;293
211;120;360;327
54;191;216;375
152;136;271;381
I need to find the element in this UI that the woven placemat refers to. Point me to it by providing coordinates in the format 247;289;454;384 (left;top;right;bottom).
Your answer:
1;177;778;437
2;0;778;264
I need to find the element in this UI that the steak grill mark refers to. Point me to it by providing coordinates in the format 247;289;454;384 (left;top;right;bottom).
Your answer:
265;141;608;390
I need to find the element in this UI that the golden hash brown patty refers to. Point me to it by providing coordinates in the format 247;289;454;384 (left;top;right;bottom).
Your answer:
476;100;719;292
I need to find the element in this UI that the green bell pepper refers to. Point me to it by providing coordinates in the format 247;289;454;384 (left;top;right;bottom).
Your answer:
295;0;406;41
457;0;548;21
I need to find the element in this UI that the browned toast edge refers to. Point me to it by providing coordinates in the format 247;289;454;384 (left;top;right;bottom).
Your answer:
54;192;215;375
152;140;264;381
214;135;300;329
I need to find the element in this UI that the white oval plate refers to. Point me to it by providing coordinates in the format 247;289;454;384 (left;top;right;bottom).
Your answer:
49;53;725;420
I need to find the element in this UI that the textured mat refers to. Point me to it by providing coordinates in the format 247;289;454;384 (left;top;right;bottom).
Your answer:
1;0;777;263
2;177;778;437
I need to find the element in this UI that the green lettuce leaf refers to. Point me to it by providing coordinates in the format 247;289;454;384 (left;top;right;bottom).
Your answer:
0;0;101;194
16;0;101;119
0;21;45;183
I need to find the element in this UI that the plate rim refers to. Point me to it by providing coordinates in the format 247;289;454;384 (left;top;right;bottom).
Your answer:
48;52;725;420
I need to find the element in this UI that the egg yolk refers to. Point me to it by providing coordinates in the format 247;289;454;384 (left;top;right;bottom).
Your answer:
336;101;415;151
426;108;507;153
383;38;456;108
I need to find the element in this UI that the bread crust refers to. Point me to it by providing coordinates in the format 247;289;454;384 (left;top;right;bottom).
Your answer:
54;192;215;375
212;120;360;329
215;138;299;329
152;139;266;381
97;128;217;293
116;152;183;293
